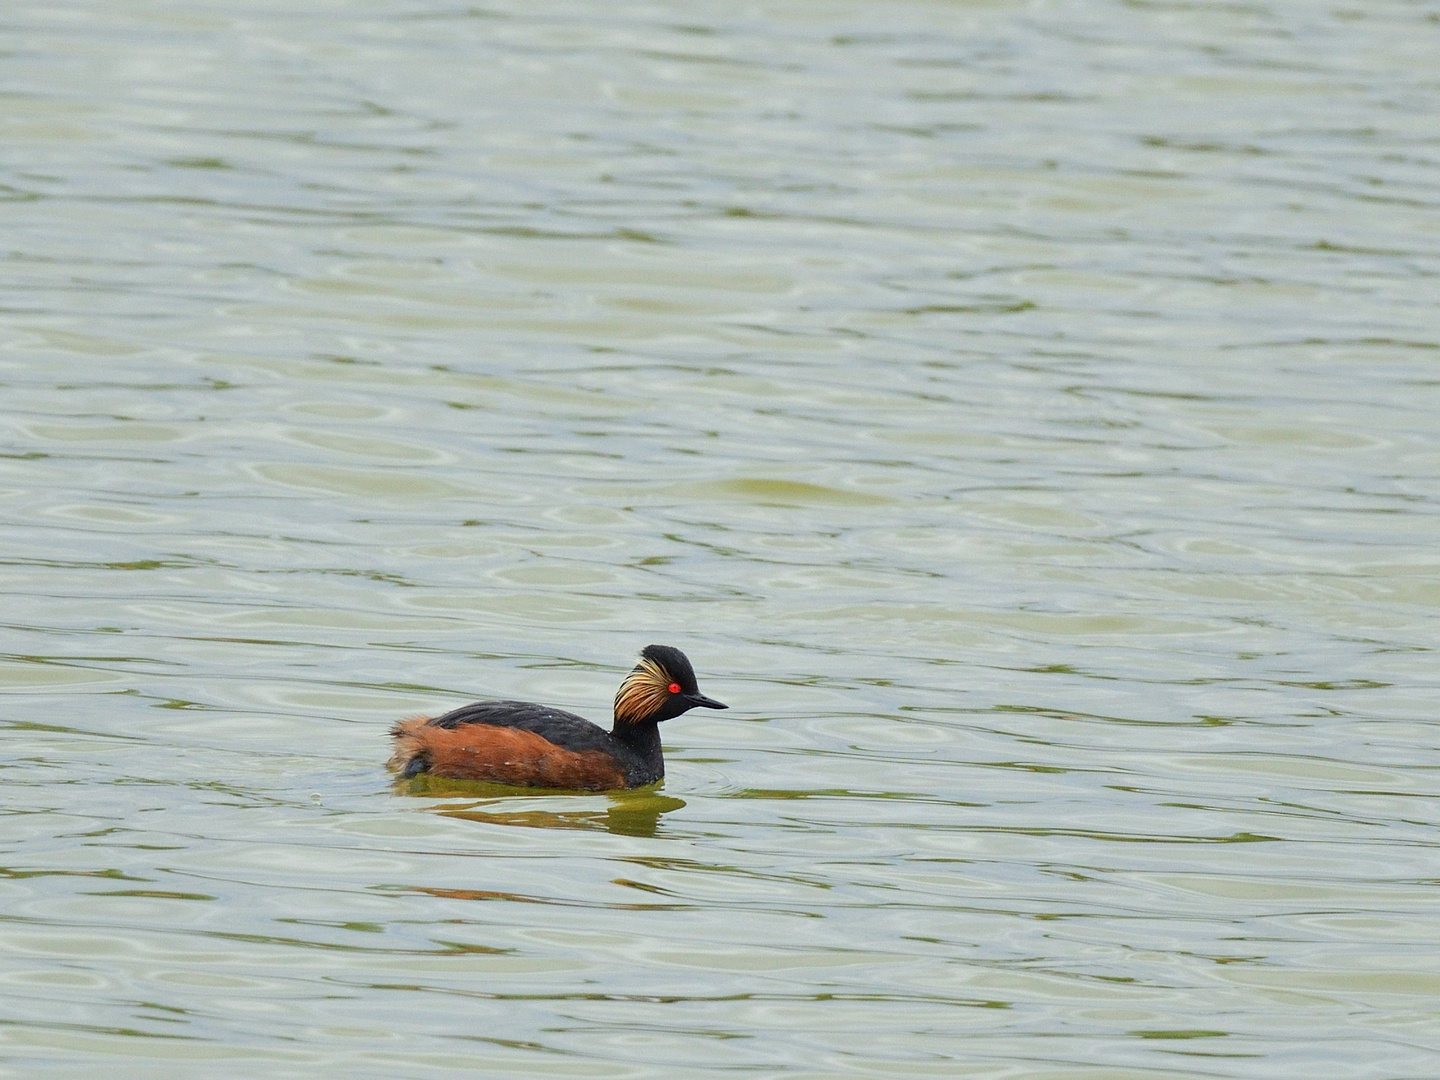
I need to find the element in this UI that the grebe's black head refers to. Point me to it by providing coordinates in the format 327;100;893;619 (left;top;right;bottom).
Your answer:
613;644;727;726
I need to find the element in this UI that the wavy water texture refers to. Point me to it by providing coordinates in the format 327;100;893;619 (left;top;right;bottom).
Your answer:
1;0;1438;1077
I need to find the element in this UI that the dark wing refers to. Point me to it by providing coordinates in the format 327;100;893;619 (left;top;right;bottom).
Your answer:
424;700;615;754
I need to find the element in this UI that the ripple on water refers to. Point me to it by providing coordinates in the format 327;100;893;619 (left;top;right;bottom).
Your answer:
3;0;1439;1076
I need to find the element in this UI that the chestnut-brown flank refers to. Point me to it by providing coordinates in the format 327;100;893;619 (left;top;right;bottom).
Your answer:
388;716;628;790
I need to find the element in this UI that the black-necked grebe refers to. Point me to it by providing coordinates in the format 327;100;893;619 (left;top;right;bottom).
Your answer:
387;645;726;790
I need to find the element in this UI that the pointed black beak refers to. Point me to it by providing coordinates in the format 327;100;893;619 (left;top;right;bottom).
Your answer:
688;692;727;710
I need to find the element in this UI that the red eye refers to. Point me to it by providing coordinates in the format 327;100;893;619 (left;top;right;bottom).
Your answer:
668;682;680;694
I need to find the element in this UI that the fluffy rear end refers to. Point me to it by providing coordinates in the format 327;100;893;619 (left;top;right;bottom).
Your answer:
387;716;435;777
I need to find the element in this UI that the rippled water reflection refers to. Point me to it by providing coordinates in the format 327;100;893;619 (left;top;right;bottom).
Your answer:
3;0;1438;1076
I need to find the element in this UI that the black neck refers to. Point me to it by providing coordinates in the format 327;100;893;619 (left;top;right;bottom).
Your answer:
611;720;664;784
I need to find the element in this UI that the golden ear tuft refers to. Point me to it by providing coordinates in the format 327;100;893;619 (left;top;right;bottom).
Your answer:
613;656;671;724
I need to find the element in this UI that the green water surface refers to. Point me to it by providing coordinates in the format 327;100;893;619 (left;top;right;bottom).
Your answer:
2;1;1438;1077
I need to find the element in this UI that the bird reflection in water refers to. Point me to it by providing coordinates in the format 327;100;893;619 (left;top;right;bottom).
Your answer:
397;774;685;837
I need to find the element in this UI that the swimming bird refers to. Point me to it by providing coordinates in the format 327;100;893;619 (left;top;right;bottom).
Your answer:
387;645;726;790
